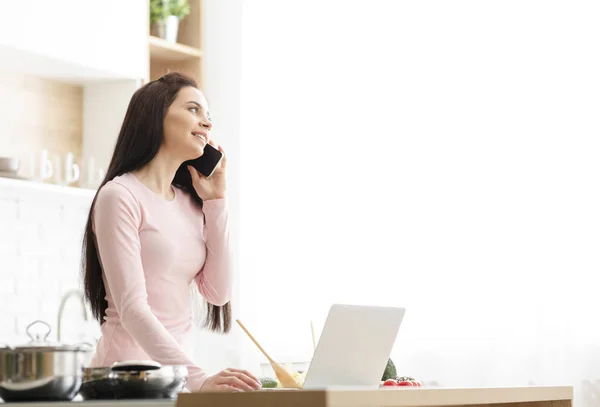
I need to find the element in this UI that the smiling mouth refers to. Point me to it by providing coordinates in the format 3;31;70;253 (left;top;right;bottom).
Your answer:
192;132;207;142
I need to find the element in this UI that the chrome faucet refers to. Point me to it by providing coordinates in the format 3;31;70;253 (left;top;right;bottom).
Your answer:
57;289;90;342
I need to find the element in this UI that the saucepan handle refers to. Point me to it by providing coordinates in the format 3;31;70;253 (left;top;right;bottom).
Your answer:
26;320;51;343
111;360;162;372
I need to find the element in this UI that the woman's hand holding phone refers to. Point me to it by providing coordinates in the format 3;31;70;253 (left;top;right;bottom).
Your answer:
187;140;227;201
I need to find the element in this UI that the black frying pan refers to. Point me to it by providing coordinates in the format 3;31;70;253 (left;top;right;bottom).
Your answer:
79;360;187;400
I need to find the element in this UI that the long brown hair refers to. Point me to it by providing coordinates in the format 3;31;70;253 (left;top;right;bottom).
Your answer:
81;72;231;334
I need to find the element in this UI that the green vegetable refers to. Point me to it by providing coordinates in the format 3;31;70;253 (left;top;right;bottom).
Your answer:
259;377;278;389
381;358;397;381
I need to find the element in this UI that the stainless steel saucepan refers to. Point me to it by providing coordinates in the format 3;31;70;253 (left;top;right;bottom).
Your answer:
0;320;92;402
79;360;188;400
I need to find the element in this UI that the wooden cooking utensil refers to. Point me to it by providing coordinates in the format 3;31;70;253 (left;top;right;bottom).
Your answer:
235;319;301;389
310;320;317;352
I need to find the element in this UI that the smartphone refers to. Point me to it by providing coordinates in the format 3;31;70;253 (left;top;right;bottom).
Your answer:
188;143;223;177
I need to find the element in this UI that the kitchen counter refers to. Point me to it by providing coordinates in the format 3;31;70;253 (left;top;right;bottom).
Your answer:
177;385;573;407
0;385;573;407
0;400;172;407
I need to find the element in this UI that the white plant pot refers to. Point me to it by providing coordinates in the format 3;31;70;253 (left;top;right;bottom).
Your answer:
165;15;180;43
151;21;165;38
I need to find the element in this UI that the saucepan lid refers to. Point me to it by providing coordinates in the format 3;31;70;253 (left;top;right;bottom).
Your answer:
83;360;188;382
0;320;93;352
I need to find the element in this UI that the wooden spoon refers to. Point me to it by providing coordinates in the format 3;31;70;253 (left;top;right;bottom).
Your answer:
236;319;301;389
310;320;317;352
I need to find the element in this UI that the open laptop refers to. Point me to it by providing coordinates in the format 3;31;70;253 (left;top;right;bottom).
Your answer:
298;303;406;389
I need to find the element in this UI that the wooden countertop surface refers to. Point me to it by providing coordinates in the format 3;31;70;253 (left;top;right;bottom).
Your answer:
0;385;573;407
176;385;573;407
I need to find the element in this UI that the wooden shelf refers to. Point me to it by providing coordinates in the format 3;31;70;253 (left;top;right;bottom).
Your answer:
0;176;97;199
149;35;203;62
147;0;204;86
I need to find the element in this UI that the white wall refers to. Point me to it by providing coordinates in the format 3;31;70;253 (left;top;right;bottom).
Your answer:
0;179;99;348
189;0;246;375
237;0;600;405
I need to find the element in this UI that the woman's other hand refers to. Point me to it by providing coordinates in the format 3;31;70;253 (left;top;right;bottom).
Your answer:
199;368;262;392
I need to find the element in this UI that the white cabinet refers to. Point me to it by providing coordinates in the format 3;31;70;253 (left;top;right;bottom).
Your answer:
0;0;149;82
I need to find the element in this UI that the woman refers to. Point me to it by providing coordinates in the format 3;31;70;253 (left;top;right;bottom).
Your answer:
81;72;261;392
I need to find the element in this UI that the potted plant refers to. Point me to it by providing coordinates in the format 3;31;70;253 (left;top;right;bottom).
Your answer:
150;0;191;43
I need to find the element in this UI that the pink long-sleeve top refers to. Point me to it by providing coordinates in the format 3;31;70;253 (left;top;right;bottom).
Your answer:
89;172;232;392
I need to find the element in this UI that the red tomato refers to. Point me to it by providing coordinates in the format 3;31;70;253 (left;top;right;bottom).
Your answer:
394;376;422;387
383;379;398;386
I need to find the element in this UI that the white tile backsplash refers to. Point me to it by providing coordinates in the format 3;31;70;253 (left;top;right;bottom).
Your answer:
0;316;16;337
0;177;98;346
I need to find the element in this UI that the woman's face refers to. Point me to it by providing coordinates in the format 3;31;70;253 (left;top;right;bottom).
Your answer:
162;86;212;162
